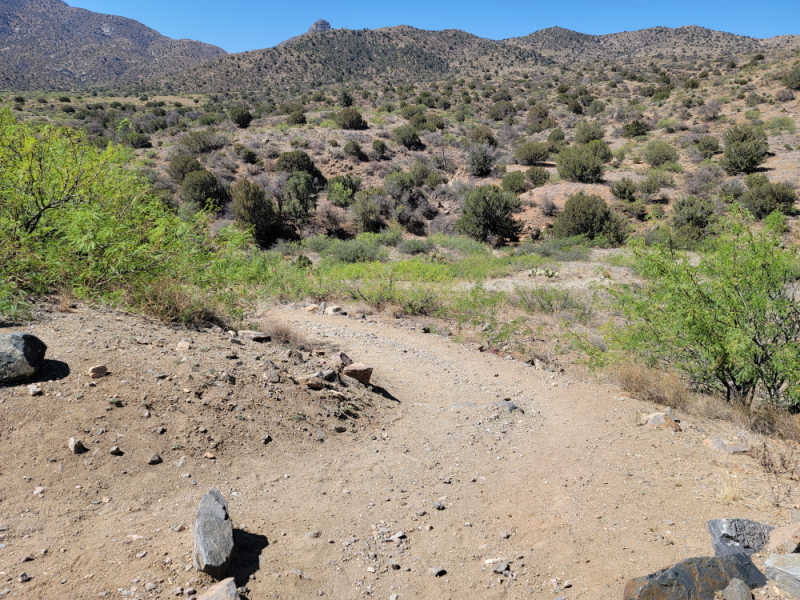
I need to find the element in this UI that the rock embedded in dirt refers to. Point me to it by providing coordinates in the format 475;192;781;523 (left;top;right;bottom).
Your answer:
722;578;753;600
0;333;47;383
641;412;681;431
68;437;88;454
88;365;108;379
27;383;42;396
193;489;235;579
623;555;765;600
343;363;373;385
766;523;800;554
429;567;447;577
196;577;238;600
147;454;163;465
109;446;124;456
325;305;343;315
765;554;800;597
708;518;772;556
238;330;271;343
704;438;749;455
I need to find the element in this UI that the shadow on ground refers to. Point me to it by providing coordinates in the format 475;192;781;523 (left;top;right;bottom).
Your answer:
232;529;269;587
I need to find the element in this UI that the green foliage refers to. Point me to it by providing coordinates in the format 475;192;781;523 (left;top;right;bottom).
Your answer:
372;139;388;158
612;214;800;408
671;195;715;243
287;109;307;125
231;178;279;246
611;178;637;202
695;135;721;159
327;174;361;207
282;172;317;224
622;120;650;138
398;238;434;255
643;140;679;167
740;174;797;219
469;125;497;147
467;145;495;177
275;150;326;190
574;120;604;143
180;129;227;154
335;107;368;130
552;192;627;245
181;170;228;210
168;153;203;183
344;140;366;160
392;125;423;150
782;64;800;90
526;166;550;187
228;105;253;128
502;171;528;194
456;185;521;244
514;140;550;165
557;144;605;183
722;123;769;174
352;190;384;233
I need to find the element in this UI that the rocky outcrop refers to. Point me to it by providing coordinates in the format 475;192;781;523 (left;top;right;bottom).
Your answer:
0;334;47;383
707;519;772;556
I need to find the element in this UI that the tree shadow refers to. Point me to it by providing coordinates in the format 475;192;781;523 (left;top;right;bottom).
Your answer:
231;528;269;587
0;360;70;387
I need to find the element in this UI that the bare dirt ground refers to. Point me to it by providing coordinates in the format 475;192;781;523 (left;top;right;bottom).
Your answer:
0;303;797;599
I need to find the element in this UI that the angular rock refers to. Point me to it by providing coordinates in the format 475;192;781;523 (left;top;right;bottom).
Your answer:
148;454;162;465
766;523;800;554
765;554;800;597
193;489;234;579
338;352;353;368
622;555;766;600
0;334;47;383
704;438;749;455
343;363;372;385
27;384;42;396
88;365;108;379
238;330;270;343
641;412;681;431
197;577;238;600
722;578;752;600
68;437;88;454
325;305;343;315
708;519;772;556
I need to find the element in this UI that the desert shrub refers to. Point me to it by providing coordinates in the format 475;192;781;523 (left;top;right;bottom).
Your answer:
168;153;202;182
514;140;550;165
686;164;725;197
671;195;715;242
502;171;528;194
372;139;388;159
181;170;228;210
740;174;797;219
783;64;800;90
775;88;795;103
622;120;650;138
469;125;497;147
488;100;515;120
351;191;383;233
287;110;306;125
344;140;366;160
327;174;361;207
574;120;604;143
612;213;800;409
231;178;279;246
552;192;627;245
611;178;637;202
384;170;416;201
456;185;521;244
335;108;368;130
326;237;387;263
644;140;679;167
180;129;227;154
467;145;495;177
695;135;721;159
722;123;769;174
526;166;550;187
275;150;326;190
281;172;317;224
585;139;612;163
398;238;434;255
393;125;423;150
557;144;605;183
228;105;253;129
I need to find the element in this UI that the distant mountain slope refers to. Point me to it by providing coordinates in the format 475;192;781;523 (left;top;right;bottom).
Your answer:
0;0;225;89
162;26;547;93
506;25;764;62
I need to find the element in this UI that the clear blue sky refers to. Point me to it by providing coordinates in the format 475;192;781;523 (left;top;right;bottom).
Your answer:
65;0;799;53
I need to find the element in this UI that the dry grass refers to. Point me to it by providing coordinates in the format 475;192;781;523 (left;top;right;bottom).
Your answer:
261;319;308;349
613;362;691;410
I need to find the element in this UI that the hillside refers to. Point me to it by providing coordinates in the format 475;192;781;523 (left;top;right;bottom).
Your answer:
0;0;226;89
162;26;547;93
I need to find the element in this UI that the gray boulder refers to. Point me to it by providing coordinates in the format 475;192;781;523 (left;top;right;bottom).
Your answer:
708;519;773;556
193;489;234;579
623;555;765;600
722;578;753;600
0;334;47;383
765;554;800;597
197;577;238;600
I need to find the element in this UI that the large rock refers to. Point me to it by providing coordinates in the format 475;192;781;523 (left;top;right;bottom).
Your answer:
722;578;753;600
765;554;800;597
708;519;772;556
193;489;234;579
623;555;765;600
343;363;372;385
0;334;47;383
197;577;238;600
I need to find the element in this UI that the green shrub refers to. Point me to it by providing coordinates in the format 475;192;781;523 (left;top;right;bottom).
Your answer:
456;185;522;244
372;139;388;159
502;171;528;194
526;166;550;187
282;172;317;224
671;195;715;242
574;120;604;143
327;174;361;207
275;151;326;190
695;135;721;159
344;140;366;160
552;192;627;245
611;178;637;202
467;145;495;177
335;108;368;130
557;144;605;183
393;125;423;150
741;174;797;219
352;190;383;233
287;110;306;125
514;140;550;165
228;105;253;128
180;129;227;154
722;123;769;174
612;214;800;408
782;64;800;90
622;120;650;138
168;153;202;182
398;238;434;255
231;178;279;246
643;140;679;167
181;170;228;210
469;125;497;147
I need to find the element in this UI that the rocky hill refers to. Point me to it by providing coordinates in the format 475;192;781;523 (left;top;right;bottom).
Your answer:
0;0;225;89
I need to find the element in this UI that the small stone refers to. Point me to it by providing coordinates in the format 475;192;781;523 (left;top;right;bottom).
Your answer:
28;384;42;396
238;330;271;343
176;340;192;353
135;551;147;559
110;446;124;456
343;363;372;385
303;376;326;391
704;438;749;454
493;562;510;574
33;486;45;497
18;573;31;583
325;305;343;315
433;501;445;511
89;365;108;379
429;567;446;577
338;352;353;368
262;434;273;445
68;437;88;454
196;578;237;600
148;454;163;465
304;304;319;312
307;531;321;538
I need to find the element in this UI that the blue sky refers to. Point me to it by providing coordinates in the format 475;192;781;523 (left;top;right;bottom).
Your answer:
65;0;799;53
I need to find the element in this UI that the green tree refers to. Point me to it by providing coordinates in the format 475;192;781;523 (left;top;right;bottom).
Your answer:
552;192;627;244
613;213;800;408
275;151;326;190
352;190;383;232
181;170;228;210
281;172;317;224
392;125;423;150
740;174;797;219
335;108;368;130
514;140;550;165
456;185;521;244
327;174;361;207
502;171;528;194
643;140;679;167
231;178;279;246
228;105;253;129
557;144;605;183
168;153;203;183
574;120;604;144
722;123;769;174
467;145;495;177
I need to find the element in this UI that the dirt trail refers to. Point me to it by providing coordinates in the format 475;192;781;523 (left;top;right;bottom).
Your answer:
0;305;789;599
